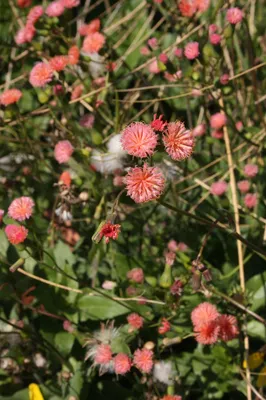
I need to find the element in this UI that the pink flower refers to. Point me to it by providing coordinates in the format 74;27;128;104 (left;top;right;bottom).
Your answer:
220;74;229;85
114;353;131;375
178;0;197;17
0;89;22;106
54;140;74;163
226;7;243;24
210;113;227;129
15;25;35;44
244;164;258;178
195;320;220;344
63;320;74;333
159;53;168;64
165;251;175;266
29;62;53;87
127;313;144;330
147;37;158;49
148;59;160;74
82;32;105;53
102;280;116;290
177;242;188;251
99;222;121;244
184;42;199;60
151;114;167;132
94;344;112;365
0;209;5;223
59;171;71;187
71;84;83;101
8;197;34;221
46;1;65;17
170;279;183;296
237;180;250;193
27;6;44;25
68;46;80;65
5;225;28;245
191;88;202;97
158;318;171;334
211;130;223;139
17;0;32;7
235;121;243;132
133;348;154;373
163;121;194;161
244;193;257;209
80;114;95;128
210;181;228;196
216;315;239;341
79;19;100;35
195;0;210;12
168;239;178;252
192;123;206;137
140;46;150;56
127;268;144;283
60;0;80;8
49;56;69;72
191;302;220;330
121;122;158;158
113;175;124;187
209;24;218;34
124;164;165;203
174;47;183;58
210;33;221;45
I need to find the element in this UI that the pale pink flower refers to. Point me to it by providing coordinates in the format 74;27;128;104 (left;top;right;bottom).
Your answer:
191;302;220;330
148;59;160;74
113;176;124;187
5;225;28;245
237;180;250;193
71;84;83;101
114;353;131;375
159;53;168;64
211;130;223;139
163;121;194;161
168;239;178;252
244;164;258;178
127;268;144;283
165;251;175;266
210;113;227;129
195;0;210;12
63;320;74;333
140;46;150;56
216;315;239;341
121;122;158;158
178;0;197;17
0;209;4;223
235;121;243;132
124;164;165;203
79;19;100;35
158;318;171;334
177;242;188;251
68;46;80;65
15;25;35;45
49;56;69;72
102;280;117;290
210;181;228;196
8;197;34;221
0;89;22;106
46;1;65;17
164;72;177;82
244;193;257;209
226;7;243;24
127;313;144;330
80;114;95;128
210;33;221;45
27;6;44;25
192;123;206;137
60;0;80;8
174;47;183;58
220;74;229;85
54;140;74;163
133;348;154;373
82;32;105;53
29;62;53;87
147;37;158;49
94;344;112;365
184;42;199;60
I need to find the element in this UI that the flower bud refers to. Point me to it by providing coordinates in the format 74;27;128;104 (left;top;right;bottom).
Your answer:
159;264;173;288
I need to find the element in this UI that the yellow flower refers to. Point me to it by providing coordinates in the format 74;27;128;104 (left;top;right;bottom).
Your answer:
243;352;264;370
257;366;266;388
28;383;44;400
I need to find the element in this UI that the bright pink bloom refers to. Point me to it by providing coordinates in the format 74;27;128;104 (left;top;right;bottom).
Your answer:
147;37;158;49
140;46;150;56
17;0;32;7
59;171;71;187
0;89;22;106
127;268;144;283
235;121;243;132
158;318;171;334
68;46;80;65
163;121;194;161
217;315;239;341
195;320;220;344
49;56;69;72
124;164;165;203
0;209;5;223
82;32;105;53
127;313;144;330
174;47;183;58
210;181;228;196
226;7;243;24
244;164;258;178
29;62;53;87
15;25;35;45
27;6;44;25
165;251;175;266
211;130;223;139
179;0;196;17
79;19;100;35
210;33;221;45
192;123;206;137
148;59;160;74
94;344;112;365
71;84;83;101
121;122;158;158
237;180;250;193
191;302;220;330
114;353;131;375
8;197;34;221
184;42;199;60
210;113;227;129
195;0;210;12
60;0;80;8
220;74;229;85
168;239;178;252
133;348;154;373
159;53;168;64
54;140;74;163
46;1;65;17
99;222;121;244
5;225;28;245
80;114;95;128
244;193;257;209
150;114;167;132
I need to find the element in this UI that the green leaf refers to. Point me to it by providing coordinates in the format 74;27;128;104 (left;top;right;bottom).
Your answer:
247;320;266;340
0;230;9;257
54;332;75;356
77;294;129;320
246;272;266;311
54;240;75;267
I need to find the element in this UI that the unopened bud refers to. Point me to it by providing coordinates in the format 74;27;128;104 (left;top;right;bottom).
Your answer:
144;341;155;350
159;264;173;289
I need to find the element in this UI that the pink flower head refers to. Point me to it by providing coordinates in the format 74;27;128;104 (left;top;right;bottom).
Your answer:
140;46;150;56
80;113;95;128
191;89;202;97
147;37;158;49
217;315;239;341
82;32;105;53
159;53;168;64
5;225;28;245
54;140;74;163
121;122;158;158
59;171;71;187
27;6;44;25
49;56;69;72
127;268;144;283
99;222;121;244
71;84;83;101
195;320;220;344
102;280;116;290
210;181;228;196
210;113;227;129
148;59;160;74
17;0;32;7
150;114;167;132
226;7;243;25
79;19;100;35
0;89;22;106
165;251;175;266
170;279;183;296
237;180;250;193
63;320;74;333
163;121;194;161
15;25;35;44
220;74;229;85
244;193;257;209
211;130;223;139
184;42;199;60
113;175;124;187
174;47;183;58
114;353;131;375
60;0;80;8
0;209;5;223
210;33;221;45
53;84;64;95
235;121;243;132
179;0;197;17
94;344;112;365
133;348;154;373
46;1;65;17
177;242;188;251
8;197;34;221
158;318;171;334
191;302;220;330
244;164;258;178
168;239;178;252
192;123;206;137
127;313;144;330
124;164;165;203
29;62;53;87
195;0;210;12
209;24;218;34
68;46;80;65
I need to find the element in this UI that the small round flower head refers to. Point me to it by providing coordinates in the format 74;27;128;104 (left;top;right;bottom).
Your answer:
211;129;223;139
49;56;69;72
151;114;167;132
210;33;221;45
209;24;217;34
71;84;83;101
124;164;165;203
46;1;65;17
5;225;28;245
210;113;227;129
27;6;44;25
0;89;22;106
94;344;112;365
102;280;117;290
127;268;144;283
82;32;105;53
158;318;171;334
163;121;194;161
195;0;210;12
193;123;206;137
54;140;74;163
60;0;80;8
244;193;257;209
63;320;74;333
174;47;183;58
184;42;200;60
133;348;154;373
226;7;243;24
114;353;131;375
168;239;178;252
159;53;168;64
99;222;121;244
147;37;158;49
140;46;150;56
237;180;250;193
15;25;35;45
177;242;188;251
179;0;196;17
244;164;258;178
195;320;220;344
17;0;32;7
191;302;220;330
121;122;158;158
80;114;95;129
113;175;124;187
235;121;243;132
0;209;5;223
127;313;144;330
59;171;71;187
79;19;100;35
8;196;34;221
217;315;239;341
29;62;53;87
148;59;160;74
220;74;230;85
210;181;228;196
68;46;80;65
